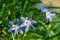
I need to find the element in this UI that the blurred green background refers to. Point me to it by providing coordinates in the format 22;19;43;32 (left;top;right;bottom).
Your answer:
0;0;60;40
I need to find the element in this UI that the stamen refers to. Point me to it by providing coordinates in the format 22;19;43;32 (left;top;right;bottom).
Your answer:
25;20;31;26
46;12;50;16
13;25;19;30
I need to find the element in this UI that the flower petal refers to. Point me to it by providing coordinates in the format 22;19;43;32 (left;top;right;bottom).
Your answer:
14;30;17;35
9;21;14;26
20;16;26;21
8;28;14;32
31;20;37;24
41;8;49;13
20;23;25;27
40;3;50;13
49;17;52;22
18;29;23;34
25;26;29;32
16;19;19;24
46;17;52;22
50;13;55;16
28;16;32;21
30;25;35;30
43;8;49;13
40;3;45;8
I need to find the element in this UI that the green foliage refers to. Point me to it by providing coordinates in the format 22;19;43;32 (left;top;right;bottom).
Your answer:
0;0;60;40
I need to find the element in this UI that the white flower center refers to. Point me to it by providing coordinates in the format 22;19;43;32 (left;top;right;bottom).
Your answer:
12;25;19;30
25;20;31;26
46;12;51;17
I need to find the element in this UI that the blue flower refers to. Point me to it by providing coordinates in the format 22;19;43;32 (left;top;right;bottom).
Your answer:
40;3;49;13
20;16;37;32
46;11;55;22
40;3;56;22
8;19;23;35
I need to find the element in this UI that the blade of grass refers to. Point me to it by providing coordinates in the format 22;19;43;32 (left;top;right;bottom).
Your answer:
12;33;15;40
21;0;28;16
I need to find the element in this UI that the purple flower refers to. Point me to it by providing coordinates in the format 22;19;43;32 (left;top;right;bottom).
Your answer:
46;12;55;22
40;3;50;13
40;3;56;22
8;19;23;35
20;16;37;32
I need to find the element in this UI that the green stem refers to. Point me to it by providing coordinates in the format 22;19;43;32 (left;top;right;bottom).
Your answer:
21;32;26;40
36;19;51;37
36;19;47;31
21;0;28;16
47;23;52;37
0;3;5;17
12;33;15;40
45;32;60;40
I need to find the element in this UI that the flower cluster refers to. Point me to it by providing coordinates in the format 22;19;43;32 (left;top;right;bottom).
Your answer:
40;3;56;22
8;3;56;35
8;16;37;35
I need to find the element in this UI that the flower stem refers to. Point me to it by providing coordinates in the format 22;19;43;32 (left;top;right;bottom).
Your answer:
47;23;52;37
21;32;26;40
21;0;28;16
36;19;51;37
12;33;15;40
